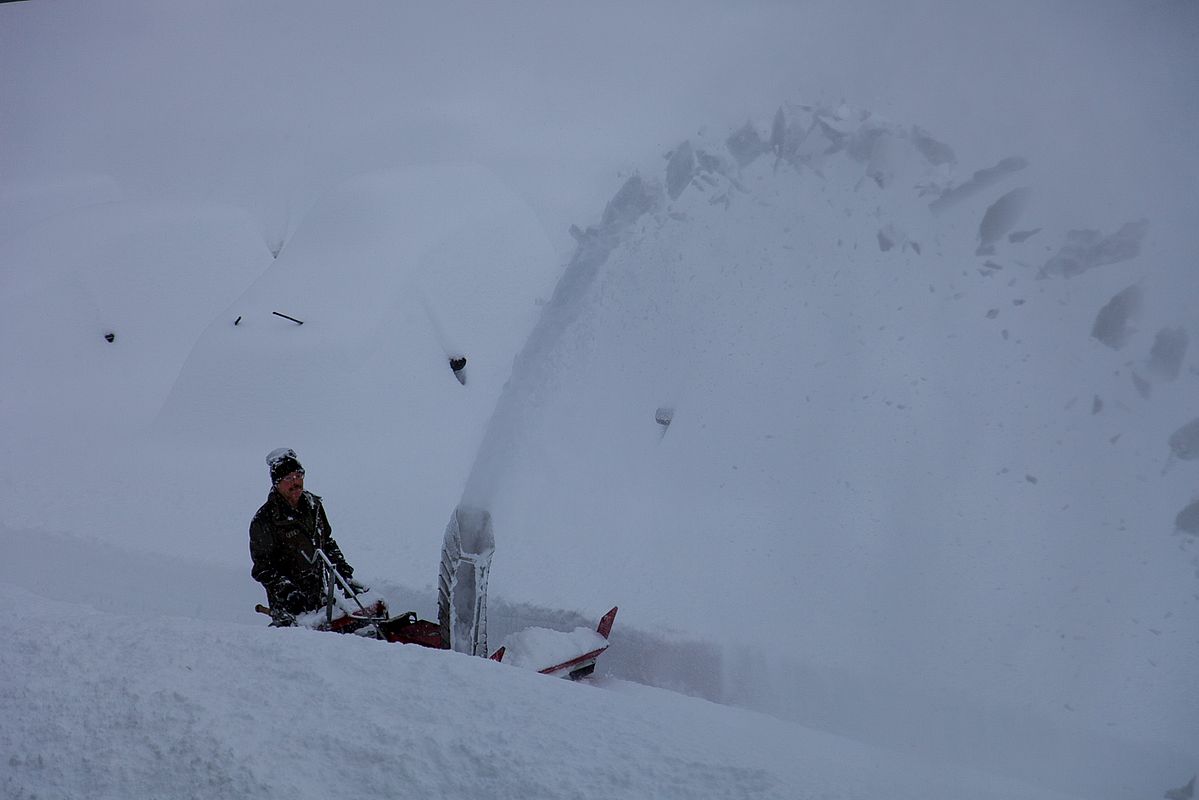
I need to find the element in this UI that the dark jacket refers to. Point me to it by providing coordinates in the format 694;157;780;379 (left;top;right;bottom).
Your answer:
249;488;355;614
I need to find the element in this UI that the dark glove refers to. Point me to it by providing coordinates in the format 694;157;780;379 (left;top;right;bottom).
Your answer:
273;579;308;614
269;609;296;627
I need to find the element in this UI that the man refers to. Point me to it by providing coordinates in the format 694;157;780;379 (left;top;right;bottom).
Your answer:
249;448;366;625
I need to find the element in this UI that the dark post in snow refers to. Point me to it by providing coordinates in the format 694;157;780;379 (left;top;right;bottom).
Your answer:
272;311;304;325
655;406;673;440
450;355;467;386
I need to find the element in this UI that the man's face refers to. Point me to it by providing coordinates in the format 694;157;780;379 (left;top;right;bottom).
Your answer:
276;470;305;508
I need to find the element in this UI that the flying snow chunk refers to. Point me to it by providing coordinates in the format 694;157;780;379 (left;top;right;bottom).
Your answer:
929;156;1028;212
601;175;658;229
977;187;1031;253
1090;285;1142;349
1039;220;1149;279
1168;417;1199;461
864;130;905;188
666;141;696;200
1147;326;1188;381
878;226;898;252
910;125;956;166
726;122;767;168
1176;501;1199;536
1008;228;1041;244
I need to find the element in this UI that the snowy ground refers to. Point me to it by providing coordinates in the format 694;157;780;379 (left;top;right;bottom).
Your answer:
2;2;1198;799
2;582;1088;800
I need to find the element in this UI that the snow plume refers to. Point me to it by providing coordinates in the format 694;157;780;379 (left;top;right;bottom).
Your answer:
464;101;1198;796
1038;220;1150;279
459;173;663;509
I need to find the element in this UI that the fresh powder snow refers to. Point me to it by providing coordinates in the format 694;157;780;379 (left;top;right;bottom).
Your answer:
2;2;1197;799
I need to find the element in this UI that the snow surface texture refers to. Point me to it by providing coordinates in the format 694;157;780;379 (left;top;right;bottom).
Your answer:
3;2;1198;798
2;584;1083;800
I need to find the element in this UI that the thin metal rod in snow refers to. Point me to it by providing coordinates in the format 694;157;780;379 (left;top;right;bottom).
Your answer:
307;547;377;621
272;311;304;325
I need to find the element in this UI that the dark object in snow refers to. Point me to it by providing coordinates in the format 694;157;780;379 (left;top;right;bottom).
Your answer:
104;332;115;343
1039;220;1149;279
449;355;467;385
1148;326;1188;381
1168;417;1199;461
272;311;304;325
1165;774;1196;800
234;316;242;326
1091;285;1142;350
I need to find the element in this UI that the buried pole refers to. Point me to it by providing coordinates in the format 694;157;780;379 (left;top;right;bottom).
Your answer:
449;355;467;385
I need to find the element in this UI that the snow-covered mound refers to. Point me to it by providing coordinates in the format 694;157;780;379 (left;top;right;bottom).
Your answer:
0;582;1088;800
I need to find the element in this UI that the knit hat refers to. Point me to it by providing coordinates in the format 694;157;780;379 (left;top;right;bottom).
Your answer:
266;447;304;484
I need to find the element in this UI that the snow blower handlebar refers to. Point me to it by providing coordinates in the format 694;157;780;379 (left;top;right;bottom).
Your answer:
310;547;376;621
254;548;378;624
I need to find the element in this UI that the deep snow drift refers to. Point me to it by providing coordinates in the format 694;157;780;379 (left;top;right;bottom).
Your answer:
3;2;1198;799
2;583;1090;800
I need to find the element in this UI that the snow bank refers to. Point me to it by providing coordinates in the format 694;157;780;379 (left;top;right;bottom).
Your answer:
0;583;1086;800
